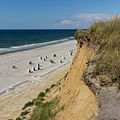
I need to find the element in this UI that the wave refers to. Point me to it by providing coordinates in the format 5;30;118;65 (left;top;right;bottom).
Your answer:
0;37;74;55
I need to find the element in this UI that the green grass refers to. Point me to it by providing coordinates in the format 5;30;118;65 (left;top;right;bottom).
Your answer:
16;117;22;120
38;92;45;98
75;17;120;88
21;110;29;116
20;80;59;120
29;97;59;120
51;84;56;88
22;101;34;110
45;88;50;93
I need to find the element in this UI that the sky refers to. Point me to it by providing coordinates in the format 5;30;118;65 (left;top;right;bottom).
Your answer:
0;0;120;29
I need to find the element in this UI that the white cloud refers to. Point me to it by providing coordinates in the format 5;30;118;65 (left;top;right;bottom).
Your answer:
73;13;111;21
60;20;73;25
55;13;113;28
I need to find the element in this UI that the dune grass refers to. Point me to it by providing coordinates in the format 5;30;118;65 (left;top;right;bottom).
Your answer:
22;101;34;110
75;17;120;87
29;97;59;120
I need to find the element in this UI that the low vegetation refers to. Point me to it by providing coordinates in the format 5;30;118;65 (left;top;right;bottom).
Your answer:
50;84;56;88
45;88;50;93
29;97;59;120
21;110;29;116
75;17;120;88
74;29;86;40
14;81;60;120
22;101;34;110
16;117;22;120
64;72;69;81
38;92;45;98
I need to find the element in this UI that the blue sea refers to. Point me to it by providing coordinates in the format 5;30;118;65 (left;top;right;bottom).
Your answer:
0;29;76;55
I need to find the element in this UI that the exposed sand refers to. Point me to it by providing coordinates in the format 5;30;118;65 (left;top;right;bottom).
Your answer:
55;44;98;120
0;40;76;120
0;40;76;95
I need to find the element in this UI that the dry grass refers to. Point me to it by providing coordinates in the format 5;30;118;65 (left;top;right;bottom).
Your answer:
30;97;59;120
75;17;120;87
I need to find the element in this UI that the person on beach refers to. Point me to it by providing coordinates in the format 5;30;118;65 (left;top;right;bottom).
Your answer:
38;63;40;67
12;66;17;69
59;60;63;63
37;64;41;70
32;67;35;71
50;59;54;64
40;57;42;60
28;69;32;73
44;58;46;61
63;56;66;59
53;54;56;57
38;66;41;70
29;61;32;65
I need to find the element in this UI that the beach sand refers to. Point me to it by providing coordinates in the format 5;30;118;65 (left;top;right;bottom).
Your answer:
0;40;76;120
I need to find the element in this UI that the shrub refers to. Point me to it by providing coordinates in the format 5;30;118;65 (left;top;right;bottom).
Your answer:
21;110;29;116
38;92;45;98
29;98;59;120
51;84;56;88
45;88;50;93
16;117;22;120
74;29;86;40
22;101;34;110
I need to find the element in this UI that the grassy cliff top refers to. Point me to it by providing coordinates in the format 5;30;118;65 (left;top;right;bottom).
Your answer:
74;17;120;88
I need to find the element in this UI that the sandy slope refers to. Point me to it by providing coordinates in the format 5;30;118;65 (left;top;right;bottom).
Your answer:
55;44;98;120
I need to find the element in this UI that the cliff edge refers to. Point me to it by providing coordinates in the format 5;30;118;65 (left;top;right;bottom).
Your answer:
55;44;98;120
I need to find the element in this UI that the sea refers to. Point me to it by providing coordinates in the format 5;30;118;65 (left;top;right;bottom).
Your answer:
0;29;76;55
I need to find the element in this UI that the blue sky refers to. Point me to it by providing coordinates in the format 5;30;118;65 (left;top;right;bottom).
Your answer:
0;0;119;29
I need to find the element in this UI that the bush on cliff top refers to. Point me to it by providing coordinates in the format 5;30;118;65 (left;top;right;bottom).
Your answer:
75;17;120;87
74;29;86;41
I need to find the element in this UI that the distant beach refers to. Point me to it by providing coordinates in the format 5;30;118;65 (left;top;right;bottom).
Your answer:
0;40;77;96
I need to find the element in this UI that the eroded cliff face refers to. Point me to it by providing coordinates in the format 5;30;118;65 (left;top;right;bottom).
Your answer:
55;44;98;120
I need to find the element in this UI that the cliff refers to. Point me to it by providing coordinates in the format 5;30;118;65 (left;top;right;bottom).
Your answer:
26;42;98;120
19;17;120;120
73;17;120;120
55;44;98;120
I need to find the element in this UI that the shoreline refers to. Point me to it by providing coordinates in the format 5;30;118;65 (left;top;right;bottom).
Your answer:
0;38;74;56
0;40;76;96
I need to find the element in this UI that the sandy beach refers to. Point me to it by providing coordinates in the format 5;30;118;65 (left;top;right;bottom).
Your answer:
0;40;76;95
0;40;76;119
0;61;71;120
